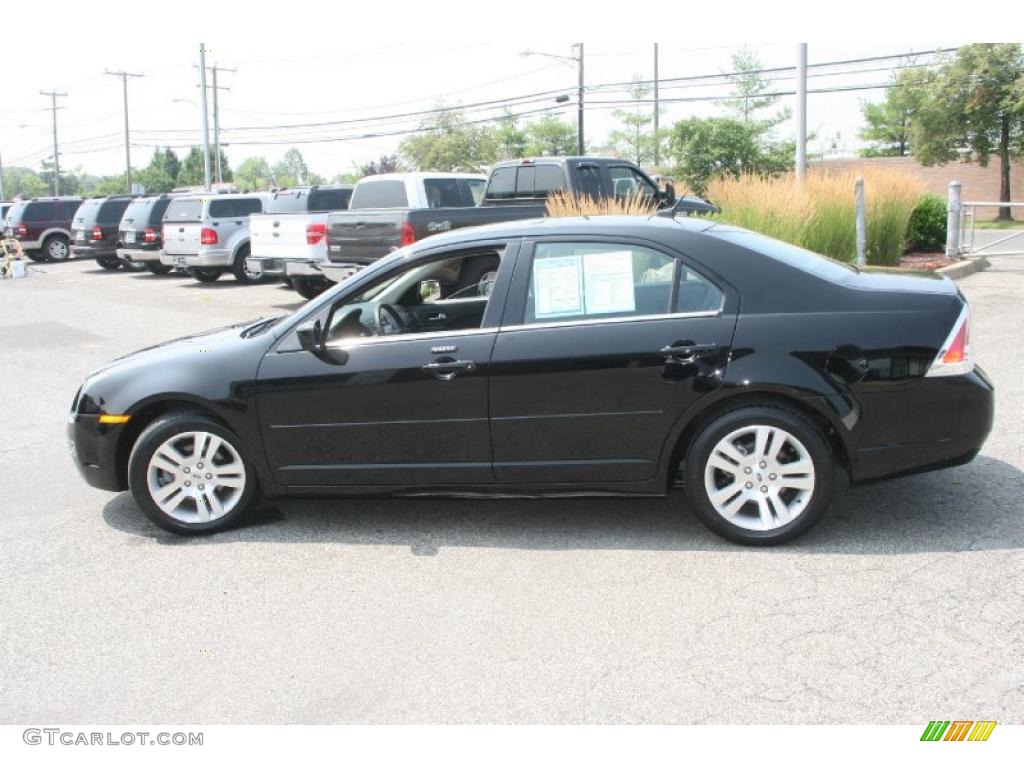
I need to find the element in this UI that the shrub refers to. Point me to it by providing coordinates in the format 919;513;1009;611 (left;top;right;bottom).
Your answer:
906;193;947;252
545;190;658;218
706;169;924;266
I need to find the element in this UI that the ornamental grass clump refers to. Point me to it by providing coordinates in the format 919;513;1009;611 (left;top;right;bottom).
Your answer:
545;189;659;218
707;169;924;266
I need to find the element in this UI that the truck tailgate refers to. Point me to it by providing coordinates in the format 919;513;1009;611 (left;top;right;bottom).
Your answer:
327;210;407;264
250;213;322;260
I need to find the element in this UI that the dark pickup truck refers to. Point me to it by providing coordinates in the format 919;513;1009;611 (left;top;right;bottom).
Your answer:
320;157;716;284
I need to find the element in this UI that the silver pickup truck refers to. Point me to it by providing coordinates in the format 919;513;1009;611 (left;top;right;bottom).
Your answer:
245;185;353;298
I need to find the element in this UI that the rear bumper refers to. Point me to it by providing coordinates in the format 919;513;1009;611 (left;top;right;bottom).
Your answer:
320;262;365;283
117;247;163;264
161;248;232;267
72;240;116;258
850;367;995;483
67;412;126;493
245;257;287;277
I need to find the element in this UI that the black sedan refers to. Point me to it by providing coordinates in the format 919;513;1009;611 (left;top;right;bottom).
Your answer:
68;216;993;545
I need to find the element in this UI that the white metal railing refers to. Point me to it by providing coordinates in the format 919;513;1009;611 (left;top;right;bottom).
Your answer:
958;200;1024;257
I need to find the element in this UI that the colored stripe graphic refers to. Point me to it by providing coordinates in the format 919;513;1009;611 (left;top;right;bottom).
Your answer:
921;721;950;741
944;721;973;741
968;721;997;741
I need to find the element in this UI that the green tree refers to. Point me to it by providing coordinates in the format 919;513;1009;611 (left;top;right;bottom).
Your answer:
271;148;310;187
358;154;402;177
668;116;794;195
494;111;528;159
177;147;207;187
723;48;788;125
399;109;498;171
523;116;577;157
92;175;129;196
38;159;82;196
858;68;929;157
3;167;49;198
234;156;273;191
907;44;1024;220
604;75;665;166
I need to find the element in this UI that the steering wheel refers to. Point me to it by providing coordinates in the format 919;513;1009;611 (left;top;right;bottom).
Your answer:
377;303;410;335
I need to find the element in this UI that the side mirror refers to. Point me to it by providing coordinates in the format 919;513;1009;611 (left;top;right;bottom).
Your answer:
296;319;325;354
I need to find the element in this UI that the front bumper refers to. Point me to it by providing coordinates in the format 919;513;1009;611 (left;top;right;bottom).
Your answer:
161;248;232;268
67;412;127;493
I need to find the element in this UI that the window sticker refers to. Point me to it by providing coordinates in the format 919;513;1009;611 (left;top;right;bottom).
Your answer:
582;250;636;315
534;255;583;318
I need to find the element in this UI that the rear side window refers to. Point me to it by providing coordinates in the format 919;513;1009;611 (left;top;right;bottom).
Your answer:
351;180;409;209
23;202;57;222
485;167;515;200
577;165;603;199
98;199;132;224
309;188;352;212
164;199;203;221
466;179;485;205
609;166;657;200
524;242;676;324
423;178;472;208
210;198;263;217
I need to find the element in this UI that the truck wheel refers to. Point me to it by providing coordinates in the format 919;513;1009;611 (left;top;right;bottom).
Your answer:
96;256;122;271
146;263;175;275
42;235;70;262
291;276;329;300
231;246;261;284
190;268;223;283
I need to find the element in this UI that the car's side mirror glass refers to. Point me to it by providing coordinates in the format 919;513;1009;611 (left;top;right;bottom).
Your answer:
296;319;324;354
419;279;442;302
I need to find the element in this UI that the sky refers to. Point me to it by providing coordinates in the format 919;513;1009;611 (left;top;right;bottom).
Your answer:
0;2;983;184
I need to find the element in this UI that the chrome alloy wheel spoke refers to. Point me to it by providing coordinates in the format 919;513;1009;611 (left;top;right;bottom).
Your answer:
146;431;246;525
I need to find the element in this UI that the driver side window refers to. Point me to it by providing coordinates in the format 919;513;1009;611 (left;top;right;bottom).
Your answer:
326;248;505;342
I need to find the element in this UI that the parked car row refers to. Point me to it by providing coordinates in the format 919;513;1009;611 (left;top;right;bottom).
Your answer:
2;156;717;297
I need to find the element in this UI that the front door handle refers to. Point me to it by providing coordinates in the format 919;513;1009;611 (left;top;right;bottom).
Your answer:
660;342;719;361
421;358;476;381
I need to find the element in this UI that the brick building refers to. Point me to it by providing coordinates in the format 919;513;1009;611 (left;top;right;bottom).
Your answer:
812;156;1024;218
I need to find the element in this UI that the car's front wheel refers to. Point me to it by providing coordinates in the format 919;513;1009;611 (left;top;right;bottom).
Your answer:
127;413;259;535
43;235;70;262
231;246;261;284
683;405;835;545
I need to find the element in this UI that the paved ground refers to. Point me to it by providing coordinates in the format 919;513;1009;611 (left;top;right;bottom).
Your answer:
0;256;1021;725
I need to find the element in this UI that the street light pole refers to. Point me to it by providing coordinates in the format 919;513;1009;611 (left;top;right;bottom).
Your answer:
653;43;660;167
40;89;67;195
796;43;808;182
198;43;212;192
575;43;584;155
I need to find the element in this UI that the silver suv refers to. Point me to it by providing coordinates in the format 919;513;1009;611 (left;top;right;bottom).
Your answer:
160;192;297;283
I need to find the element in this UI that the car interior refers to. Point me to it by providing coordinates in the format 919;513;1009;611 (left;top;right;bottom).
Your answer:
326;249;503;342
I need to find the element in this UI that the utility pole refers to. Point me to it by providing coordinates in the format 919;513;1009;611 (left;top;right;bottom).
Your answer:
0;149;5;200
40;89;67;195
195;63;235;184
795;43;808;182
105;69;144;192
575;43;585;155
198;43;212;192
653;43;660;167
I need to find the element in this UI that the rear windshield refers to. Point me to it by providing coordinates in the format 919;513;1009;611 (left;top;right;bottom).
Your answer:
98;198;132;224
74;200;103;225
350;180;408;209
485;164;564;200
164;198;203;221
715;228;858;282
122;197;173;226
309;187;352;212
209;198;263;217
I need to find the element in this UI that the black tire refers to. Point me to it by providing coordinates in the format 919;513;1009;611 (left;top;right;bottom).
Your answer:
25;250;47;262
292;275;330;300
190;267;223;283
231;245;260;284
282;277;294;289
96;255;122;271
122;259;147;272
682;405;835;546
42;235;70;262
127;412;260;535
145;262;175;275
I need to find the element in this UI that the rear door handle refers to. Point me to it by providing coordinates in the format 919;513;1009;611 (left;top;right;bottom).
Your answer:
660;342;719;360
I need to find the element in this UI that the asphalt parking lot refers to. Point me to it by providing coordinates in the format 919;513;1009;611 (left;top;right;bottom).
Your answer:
1;254;1022;725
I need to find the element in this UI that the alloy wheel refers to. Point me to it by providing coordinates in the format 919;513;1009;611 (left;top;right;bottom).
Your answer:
48;239;69;261
146;431;247;524
703;425;816;531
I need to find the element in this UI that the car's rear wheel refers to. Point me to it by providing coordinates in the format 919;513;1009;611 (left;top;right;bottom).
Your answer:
128;413;259;535
96;256;121;271
43;235;70;262
683;405;835;545
189;267;222;283
231;246;261;284
146;262;175;275
291;276;330;300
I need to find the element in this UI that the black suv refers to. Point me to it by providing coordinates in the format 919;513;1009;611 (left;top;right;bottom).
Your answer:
116;194;179;274
71;195;138;270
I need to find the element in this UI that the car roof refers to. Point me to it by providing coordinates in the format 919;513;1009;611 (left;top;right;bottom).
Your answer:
358;172;487;183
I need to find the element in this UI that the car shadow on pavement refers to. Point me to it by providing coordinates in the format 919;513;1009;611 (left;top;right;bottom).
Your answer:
102;455;1024;556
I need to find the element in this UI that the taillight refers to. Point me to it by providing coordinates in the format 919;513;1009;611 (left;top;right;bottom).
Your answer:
17;224;27;237
926;305;973;377
400;220;416;247
200;227;218;245
143;227;158;243
306;222;327;245
91;226;103;241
